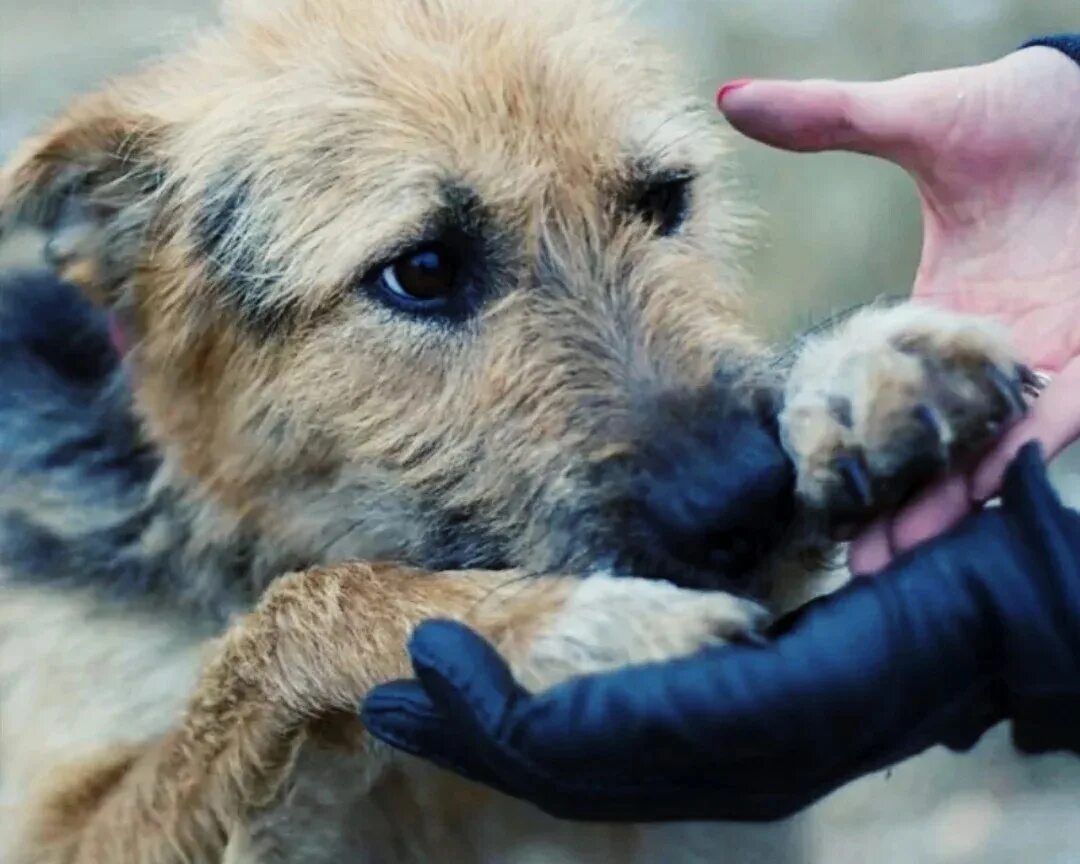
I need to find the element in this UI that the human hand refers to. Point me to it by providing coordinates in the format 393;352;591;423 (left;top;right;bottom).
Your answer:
362;447;1080;821
718;46;1080;572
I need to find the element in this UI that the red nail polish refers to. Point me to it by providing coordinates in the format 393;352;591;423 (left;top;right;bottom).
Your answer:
716;79;752;107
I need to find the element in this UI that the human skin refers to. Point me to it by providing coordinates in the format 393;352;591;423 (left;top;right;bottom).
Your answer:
718;46;1080;571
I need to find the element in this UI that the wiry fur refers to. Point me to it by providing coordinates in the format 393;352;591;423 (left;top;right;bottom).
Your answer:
0;0;1025;861
0;274;307;618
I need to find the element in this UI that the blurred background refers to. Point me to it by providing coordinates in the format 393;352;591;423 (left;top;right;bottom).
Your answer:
1;1;1078;862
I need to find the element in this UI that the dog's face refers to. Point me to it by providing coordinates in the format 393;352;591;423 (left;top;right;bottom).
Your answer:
1;0;785;586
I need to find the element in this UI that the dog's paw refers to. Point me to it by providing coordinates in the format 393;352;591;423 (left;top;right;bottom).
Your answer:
519;575;765;691
781;304;1031;536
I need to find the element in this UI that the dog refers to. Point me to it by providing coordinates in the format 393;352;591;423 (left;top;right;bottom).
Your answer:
0;0;1029;861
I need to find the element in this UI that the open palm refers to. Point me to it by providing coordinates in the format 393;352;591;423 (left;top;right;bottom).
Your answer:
719;46;1080;571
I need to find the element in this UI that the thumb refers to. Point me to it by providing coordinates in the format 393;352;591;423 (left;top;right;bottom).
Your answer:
717;73;960;169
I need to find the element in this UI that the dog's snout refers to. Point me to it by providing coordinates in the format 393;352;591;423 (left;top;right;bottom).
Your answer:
630;404;795;581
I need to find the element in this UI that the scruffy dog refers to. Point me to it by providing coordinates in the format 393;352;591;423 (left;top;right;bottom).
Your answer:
0;1;1029;861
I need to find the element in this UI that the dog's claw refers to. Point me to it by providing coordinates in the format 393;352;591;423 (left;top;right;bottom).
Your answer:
836;452;873;509
985;363;1027;420
731;627;771;648
1019;365;1051;399
912;403;948;450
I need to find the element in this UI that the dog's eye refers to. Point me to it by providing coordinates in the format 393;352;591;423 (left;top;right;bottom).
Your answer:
635;175;693;236
376;243;462;312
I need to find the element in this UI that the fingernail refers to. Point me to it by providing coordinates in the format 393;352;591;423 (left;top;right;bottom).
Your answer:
716;79;753;107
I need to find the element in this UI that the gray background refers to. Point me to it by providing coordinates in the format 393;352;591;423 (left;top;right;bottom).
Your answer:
2;1;1079;862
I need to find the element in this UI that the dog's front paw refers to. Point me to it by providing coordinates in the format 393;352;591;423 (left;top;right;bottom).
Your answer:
519;575;765;690
781;304;1032;536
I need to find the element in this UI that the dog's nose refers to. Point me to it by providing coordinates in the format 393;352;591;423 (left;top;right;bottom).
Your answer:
631;406;796;580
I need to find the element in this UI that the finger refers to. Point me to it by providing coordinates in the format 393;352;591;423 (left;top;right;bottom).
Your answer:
890;474;972;555
972;361;1080;502
407;619;524;736
361;680;447;754
717;73;961;169
848;519;893;575
848;476;971;575
362;680;507;789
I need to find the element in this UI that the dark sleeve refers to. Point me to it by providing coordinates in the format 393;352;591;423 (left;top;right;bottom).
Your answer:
1021;35;1080;67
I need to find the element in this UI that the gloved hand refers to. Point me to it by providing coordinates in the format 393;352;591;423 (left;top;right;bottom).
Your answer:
362;444;1080;822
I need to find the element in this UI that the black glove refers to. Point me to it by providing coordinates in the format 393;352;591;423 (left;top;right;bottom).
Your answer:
362;444;1080;822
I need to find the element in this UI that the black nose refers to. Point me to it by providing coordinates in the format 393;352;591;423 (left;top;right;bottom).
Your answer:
630;404;796;583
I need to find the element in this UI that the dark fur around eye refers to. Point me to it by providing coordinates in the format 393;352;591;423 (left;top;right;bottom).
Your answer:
361;226;486;322
357;183;515;324
633;173;694;236
194;174;290;337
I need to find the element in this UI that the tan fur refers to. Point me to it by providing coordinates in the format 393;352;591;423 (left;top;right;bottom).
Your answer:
783;303;1020;514
5;570;767;863
0;0;1022;862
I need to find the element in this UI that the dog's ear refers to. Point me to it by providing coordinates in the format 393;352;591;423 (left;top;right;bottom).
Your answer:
0;89;165;304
